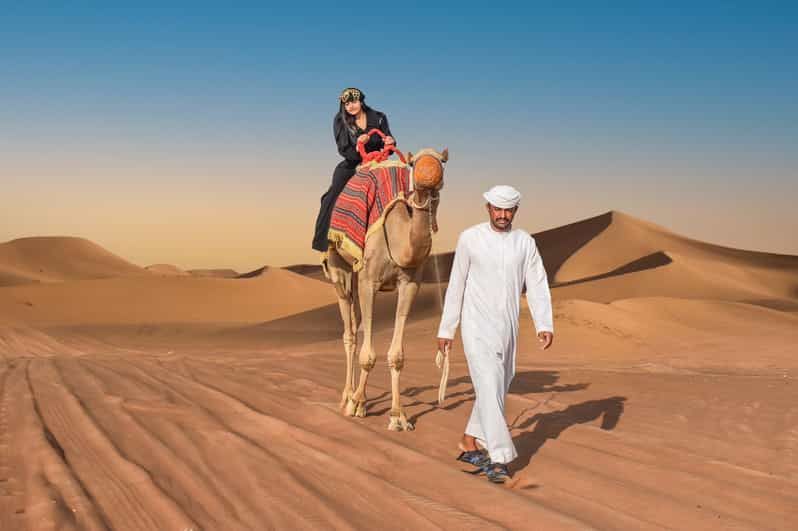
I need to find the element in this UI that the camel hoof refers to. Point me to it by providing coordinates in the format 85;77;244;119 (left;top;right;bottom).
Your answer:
343;398;358;417
340;389;355;412
344;398;366;417
387;416;414;431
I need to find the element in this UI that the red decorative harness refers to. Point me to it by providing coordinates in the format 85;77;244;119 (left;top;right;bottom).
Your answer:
357;128;407;165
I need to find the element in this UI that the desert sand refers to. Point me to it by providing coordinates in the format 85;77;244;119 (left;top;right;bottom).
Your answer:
0;211;796;530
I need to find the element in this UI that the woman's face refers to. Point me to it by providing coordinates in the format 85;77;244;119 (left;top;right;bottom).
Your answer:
344;100;362;115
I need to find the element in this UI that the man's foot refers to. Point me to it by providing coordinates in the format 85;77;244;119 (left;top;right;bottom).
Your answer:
458;437;483;453
484;462;510;484
456;449;489;467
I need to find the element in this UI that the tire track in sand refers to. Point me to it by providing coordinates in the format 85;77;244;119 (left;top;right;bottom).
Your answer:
83;357;311;529
27;358;198;531
0;360;108;530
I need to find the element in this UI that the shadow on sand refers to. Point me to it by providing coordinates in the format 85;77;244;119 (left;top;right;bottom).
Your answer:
509;396;627;472
370;370;625;477
372;370;592;427
550;252;671;288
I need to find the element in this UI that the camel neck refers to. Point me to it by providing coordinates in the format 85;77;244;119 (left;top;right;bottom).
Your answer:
401;190;434;266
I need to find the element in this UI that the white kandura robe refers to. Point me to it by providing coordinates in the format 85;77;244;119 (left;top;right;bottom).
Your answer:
438;222;554;464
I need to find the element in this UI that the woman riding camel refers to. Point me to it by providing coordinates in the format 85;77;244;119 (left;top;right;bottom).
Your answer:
311;87;396;252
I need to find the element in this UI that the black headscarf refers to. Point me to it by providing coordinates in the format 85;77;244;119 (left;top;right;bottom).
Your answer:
338;87;368;134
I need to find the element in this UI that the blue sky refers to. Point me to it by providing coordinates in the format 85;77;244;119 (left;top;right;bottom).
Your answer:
2;2;796;268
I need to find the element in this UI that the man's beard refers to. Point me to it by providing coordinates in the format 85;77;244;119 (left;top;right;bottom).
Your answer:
491;218;511;231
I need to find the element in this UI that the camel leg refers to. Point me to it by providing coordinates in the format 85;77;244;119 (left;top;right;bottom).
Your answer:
337;295;357;413
386;278;418;431
332;267;360;415
350;288;360;393
348;279;378;418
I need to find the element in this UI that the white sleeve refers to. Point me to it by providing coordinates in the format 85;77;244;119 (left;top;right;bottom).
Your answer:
437;233;470;339
524;237;554;334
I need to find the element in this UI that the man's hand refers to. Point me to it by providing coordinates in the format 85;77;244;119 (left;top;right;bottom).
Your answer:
437;337;452;354
357;133;370;144
384;135;395;145
538;331;554;350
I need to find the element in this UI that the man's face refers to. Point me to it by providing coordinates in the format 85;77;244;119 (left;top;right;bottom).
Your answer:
486;203;517;231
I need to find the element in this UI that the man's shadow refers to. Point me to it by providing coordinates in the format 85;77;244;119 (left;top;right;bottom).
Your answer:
509;372;591;395
374;370;590;426
510;396;627;472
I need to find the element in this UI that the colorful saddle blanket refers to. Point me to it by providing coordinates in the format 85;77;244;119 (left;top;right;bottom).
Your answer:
328;160;410;271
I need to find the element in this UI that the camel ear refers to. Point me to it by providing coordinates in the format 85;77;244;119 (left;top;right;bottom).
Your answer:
440;148;449;163
406;151;414;166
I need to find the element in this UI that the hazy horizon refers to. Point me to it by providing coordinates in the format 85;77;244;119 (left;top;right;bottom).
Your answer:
3;205;796;273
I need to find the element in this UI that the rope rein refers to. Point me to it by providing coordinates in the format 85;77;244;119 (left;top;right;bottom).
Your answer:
357;128;407;164
406;193;431;210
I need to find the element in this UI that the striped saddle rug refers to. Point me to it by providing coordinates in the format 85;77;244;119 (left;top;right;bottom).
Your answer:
328;160;411;271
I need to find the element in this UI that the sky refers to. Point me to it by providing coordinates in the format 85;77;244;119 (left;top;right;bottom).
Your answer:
2;2;796;271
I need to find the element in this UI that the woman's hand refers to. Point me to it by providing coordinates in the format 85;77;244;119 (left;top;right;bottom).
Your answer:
357;134;370;144
384;135;395;145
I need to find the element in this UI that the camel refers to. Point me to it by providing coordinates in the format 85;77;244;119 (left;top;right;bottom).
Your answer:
324;147;448;431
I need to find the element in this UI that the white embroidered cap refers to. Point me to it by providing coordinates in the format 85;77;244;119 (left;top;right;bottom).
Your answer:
483;185;521;208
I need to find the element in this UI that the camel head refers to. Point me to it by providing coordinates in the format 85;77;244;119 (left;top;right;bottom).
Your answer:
406;148;448;234
407;148;448;191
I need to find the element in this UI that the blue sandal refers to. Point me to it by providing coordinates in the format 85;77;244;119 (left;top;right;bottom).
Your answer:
484;463;510;484
456;450;490;467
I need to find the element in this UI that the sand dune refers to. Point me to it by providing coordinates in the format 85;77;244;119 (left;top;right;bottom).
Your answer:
224;282;447;348
144;264;189;276
0;267;336;328
546;211;798;280
422;211;798;310
187;268;239;278
283;263;327;282
0;236;147;286
553;250;798;310
1;213;796;530
546;211;798;296
237;265;268;279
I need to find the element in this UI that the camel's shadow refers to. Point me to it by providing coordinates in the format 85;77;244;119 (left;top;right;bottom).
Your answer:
368;370;591;426
366;375;475;419
509;396;627;472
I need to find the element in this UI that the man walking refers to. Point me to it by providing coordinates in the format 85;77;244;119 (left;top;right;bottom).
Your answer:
437;185;554;483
